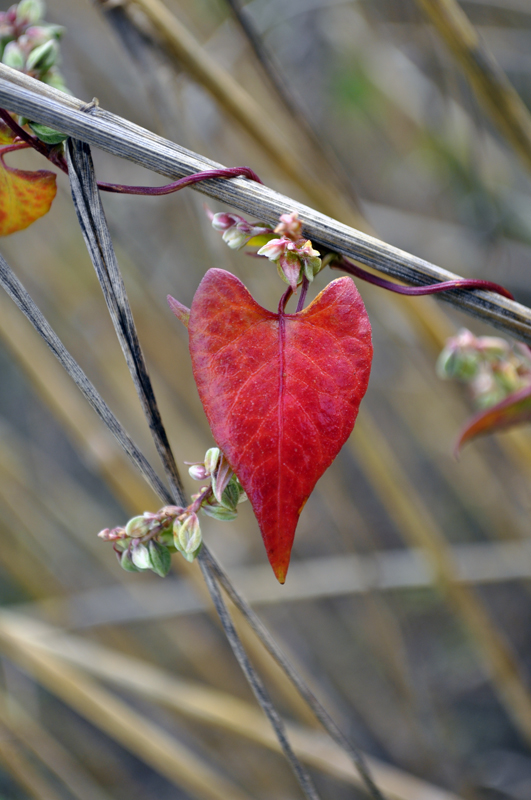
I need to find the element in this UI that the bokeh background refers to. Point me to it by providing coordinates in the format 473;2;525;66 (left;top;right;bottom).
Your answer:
2;0;531;798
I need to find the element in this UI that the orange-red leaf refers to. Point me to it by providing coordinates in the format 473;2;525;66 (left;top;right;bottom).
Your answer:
188;269;372;583
0;121;16;146
0;154;57;236
456;383;531;453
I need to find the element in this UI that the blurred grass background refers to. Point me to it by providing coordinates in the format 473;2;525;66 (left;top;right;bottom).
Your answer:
2;0;531;797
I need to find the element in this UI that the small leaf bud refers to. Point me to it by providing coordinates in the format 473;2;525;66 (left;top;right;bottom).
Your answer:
125;515;151;538
212;453;232;503
148;540;172;577
204;447;221;476
220;479;240;512
120;550;141;573
173;513;202;558
28;121;68;144
131;543;152;570
26;38;58;72
201;499;238;522
2;41;25;69
188;463;209;481
16;0;45;25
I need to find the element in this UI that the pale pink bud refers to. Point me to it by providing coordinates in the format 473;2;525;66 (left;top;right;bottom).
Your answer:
257;237;289;261
274;211;302;240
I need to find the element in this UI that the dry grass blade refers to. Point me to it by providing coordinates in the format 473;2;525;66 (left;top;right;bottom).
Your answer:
0;633;255;800
0;67;529;343
0;726;64;800
66;138;186;506
0;612;464;800
414;0;531;173
0;688;112;800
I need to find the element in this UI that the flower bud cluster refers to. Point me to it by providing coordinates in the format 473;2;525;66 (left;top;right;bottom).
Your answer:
437;328;531;408
187;446;247;522
1;1;69;144
98;447;247;576
209;208;323;292
1;2;66;86
209;210;272;251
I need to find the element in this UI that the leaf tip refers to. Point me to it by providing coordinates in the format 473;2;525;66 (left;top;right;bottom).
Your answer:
272;561;288;584
167;295;190;328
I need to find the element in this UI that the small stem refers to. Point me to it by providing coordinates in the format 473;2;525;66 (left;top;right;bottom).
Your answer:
189;484;213;514
332;255;514;301
0;142;31;162
278;286;293;314
0;108;48;156
0;108;69;174
97;166;263;195
295;276;309;313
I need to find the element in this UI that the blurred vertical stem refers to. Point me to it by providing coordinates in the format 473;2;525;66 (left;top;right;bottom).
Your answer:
352;413;531;747
414;0;531;173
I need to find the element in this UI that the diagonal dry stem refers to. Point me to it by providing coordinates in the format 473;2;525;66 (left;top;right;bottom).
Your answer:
0;67;530;344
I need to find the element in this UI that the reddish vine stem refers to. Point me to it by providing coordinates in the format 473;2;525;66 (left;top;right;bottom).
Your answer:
0;141;30;161
331;254;514;301
1;108;263;196
97;166;263;195
0;107;68;172
1;105;514;308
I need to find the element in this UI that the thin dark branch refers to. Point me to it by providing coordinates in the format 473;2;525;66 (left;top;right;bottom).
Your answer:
201;548;387;800
0;254;172;505
64;139;343;800
0;67;529;343
0;249;386;800
198;554;322;800
65;139;186;506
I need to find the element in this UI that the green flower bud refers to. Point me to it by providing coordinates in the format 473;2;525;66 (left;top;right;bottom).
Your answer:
173;513;202;558
148;540;172;577
303;255;322;281
219;477;241;512
158;528;175;548
204;447;220;476
26;38;58;72
131;543;152;570
2;41;25;70
125;515;151;538
120;550;141;573
436;347;479;381
17;0;45;25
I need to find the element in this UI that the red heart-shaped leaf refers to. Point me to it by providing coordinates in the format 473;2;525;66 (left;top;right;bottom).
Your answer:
189;269;372;582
